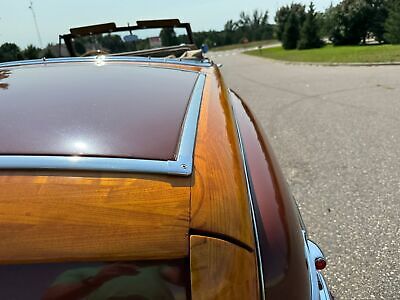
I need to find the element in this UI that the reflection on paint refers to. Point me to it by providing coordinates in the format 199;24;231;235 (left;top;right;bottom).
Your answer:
0;259;188;300
0;70;10;90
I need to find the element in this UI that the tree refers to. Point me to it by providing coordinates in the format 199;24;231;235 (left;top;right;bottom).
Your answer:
275;5;291;41
315;11;327;37
322;4;338;39
223;20;237;44
42;47;55;58
275;3;306;49
282;11;300;49
298;2;324;49
236;10;272;41
97;34;127;53
370;0;389;43
159;28;178;46
192;9;273;49
22;44;41;59
384;0;400;43
325;0;385;45
275;4;306;41
0;43;23;62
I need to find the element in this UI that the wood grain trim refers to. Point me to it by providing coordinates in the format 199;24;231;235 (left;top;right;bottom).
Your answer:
0;171;190;264
190;67;255;249
190;235;259;300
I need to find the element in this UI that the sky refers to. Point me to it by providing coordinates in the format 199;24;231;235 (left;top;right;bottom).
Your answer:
0;0;339;48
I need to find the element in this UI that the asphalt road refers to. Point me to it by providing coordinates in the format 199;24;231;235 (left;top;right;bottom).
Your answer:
210;51;400;299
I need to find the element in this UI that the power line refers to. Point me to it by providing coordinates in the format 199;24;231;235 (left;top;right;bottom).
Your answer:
28;1;43;47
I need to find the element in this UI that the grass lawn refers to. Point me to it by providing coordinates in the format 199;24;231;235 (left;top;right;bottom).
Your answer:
245;44;400;63
211;40;278;52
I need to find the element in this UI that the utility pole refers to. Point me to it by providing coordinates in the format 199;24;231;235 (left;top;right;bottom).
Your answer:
28;1;43;47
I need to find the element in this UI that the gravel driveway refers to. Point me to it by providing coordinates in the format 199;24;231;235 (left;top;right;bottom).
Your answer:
210;52;400;299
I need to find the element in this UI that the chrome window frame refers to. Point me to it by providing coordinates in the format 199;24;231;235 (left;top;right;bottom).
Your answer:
0;60;206;176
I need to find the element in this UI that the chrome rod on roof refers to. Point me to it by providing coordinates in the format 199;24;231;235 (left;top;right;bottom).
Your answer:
0;73;206;176
0;56;213;68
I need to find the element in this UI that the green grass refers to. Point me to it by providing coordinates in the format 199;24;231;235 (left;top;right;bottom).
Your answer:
211;40;278;52
245;44;400;63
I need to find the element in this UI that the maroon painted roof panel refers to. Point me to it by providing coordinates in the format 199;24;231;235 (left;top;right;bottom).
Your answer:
0;62;199;160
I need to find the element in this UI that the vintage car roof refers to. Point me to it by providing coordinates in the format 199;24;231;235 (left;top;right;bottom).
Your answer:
0;60;257;265
0;57;209;175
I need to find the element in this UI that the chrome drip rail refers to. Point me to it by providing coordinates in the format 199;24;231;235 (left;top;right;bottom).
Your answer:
0;56;213;68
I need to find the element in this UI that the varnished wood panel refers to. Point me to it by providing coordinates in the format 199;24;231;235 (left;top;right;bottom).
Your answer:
0;171;190;264
190;235;259;300
190;67;254;248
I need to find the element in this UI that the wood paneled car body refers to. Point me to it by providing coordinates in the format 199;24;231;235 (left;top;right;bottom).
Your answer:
0;20;331;300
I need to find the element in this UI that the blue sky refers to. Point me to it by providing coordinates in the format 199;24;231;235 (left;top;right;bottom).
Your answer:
0;0;339;48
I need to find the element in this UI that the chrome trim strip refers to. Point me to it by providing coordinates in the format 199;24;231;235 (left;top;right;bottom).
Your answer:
303;230;332;300
0;56;213;68
173;73;206;173
317;272;332;300
229;92;266;300
0;74;206;176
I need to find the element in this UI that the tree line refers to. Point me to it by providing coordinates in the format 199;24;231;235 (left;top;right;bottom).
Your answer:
0;10;274;62
195;0;400;49
193;10;273;48
277;0;400;49
0;42;54;62
1;0;400;62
